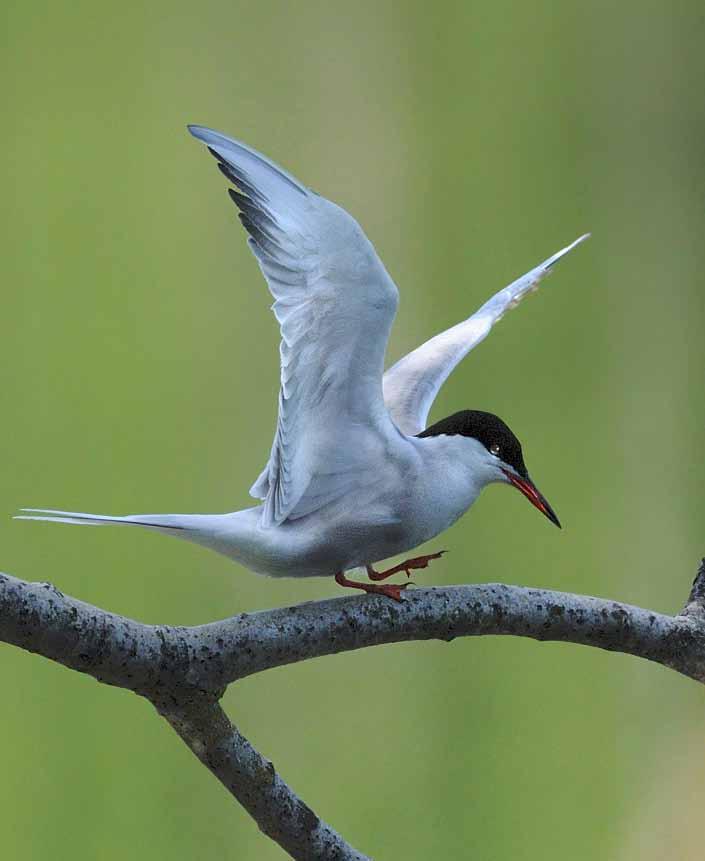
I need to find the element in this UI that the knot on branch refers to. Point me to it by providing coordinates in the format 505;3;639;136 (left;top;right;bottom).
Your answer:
682;558;705;621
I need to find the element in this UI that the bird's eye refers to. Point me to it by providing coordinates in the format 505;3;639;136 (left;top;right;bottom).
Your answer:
490;444;501;456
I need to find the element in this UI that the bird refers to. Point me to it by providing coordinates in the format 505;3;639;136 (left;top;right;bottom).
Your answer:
16;126;589;601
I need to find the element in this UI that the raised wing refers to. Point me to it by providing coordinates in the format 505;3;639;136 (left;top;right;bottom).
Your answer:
189;126;400;527
382;234;589;435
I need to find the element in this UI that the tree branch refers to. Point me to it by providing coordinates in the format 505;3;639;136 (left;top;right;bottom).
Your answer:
160;697;370;861
189;581;705;686
2;562;705;859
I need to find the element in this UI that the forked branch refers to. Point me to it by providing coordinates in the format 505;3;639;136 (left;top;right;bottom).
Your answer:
1;562;705;860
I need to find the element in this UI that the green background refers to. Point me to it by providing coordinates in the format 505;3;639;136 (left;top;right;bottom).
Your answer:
2;2;705;858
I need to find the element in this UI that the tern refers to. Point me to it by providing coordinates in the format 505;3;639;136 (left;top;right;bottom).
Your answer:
16;126;588;600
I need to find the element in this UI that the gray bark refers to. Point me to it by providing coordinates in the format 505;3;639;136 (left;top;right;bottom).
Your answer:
1;562;705;859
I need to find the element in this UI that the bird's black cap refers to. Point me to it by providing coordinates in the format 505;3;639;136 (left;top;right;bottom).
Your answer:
418;410;528;478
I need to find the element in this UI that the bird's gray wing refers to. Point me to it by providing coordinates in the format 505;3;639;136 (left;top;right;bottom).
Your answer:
382;234;589;435
189;126;400;527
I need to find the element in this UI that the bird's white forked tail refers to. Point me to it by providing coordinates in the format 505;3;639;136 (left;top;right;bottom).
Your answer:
14;507;249;563
14;509;190;531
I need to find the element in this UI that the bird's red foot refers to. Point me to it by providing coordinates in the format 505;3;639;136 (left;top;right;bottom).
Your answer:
366;550;447;582
335;571;412;602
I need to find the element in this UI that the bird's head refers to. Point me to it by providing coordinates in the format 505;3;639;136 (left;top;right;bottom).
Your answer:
417;409;561;528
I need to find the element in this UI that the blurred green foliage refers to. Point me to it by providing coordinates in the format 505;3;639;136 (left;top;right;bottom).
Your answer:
2;1;705;858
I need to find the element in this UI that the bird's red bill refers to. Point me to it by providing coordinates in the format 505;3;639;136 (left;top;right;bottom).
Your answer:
502;470;561;528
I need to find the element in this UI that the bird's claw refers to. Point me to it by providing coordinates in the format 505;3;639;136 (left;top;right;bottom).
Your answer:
402;550;447;574
366;550;447;582
376;582;412;602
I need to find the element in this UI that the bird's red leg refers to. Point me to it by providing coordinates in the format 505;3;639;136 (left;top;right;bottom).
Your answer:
335;571;410;602
366;550;447;582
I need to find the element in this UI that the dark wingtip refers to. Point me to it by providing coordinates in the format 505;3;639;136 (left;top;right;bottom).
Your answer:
228;187;243;207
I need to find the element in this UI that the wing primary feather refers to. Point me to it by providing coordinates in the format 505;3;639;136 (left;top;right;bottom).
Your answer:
219;169;262;203
234;200;279;239
218;161;247;188
191;126;308;197
225;186;248;207
240;214;286;260
210;152;265;202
